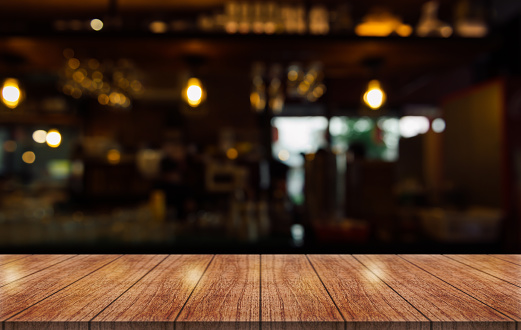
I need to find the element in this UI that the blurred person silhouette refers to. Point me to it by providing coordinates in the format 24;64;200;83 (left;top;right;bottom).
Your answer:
156;140;196;220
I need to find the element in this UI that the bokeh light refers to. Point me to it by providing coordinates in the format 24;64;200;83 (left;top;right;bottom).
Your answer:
90;19;103;31
184;77;205;107
363;80;386;110
32;130;47;143
46;129;62;148
22;151;36;164
1;78;22;109
226;148;238;160
107;149;121;164
432;118;446;133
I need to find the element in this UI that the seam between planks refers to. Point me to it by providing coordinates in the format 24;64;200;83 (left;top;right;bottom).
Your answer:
87;254;171;330
3;254;124;323
351;254;434;330
0;255;79;289
443;255;521;289
0;255;33;267
305;254;346;330
173;254;216;329
489;254;521;267
398;255;518;325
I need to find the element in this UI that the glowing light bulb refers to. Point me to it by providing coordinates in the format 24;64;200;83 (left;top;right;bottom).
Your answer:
1;78;22;109
183;77;205;107
363;80;386;110
46;129;62;148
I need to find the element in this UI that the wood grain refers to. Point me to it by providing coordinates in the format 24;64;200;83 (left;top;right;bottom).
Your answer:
0;255;75;287
308;255;429;330
2;254;521;330
261;254;343;330
355;255;515;330
176;255;259;330
0;255;120;322
445;254;521;287
0;255;31;266
490;255;521;266
401;255;521;324
91;254;213;330
5;254;166;330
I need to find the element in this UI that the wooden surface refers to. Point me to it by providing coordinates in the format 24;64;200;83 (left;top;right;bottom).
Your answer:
261;255;343;330
177;255;259;330
0;255;520;330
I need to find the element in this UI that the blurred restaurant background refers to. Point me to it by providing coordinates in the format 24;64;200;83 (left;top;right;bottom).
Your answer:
0;0;520;253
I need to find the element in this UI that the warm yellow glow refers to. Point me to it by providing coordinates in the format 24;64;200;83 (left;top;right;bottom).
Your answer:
90;19;103;31
226;148;238;160
356;22;395;37
288;70;298;82
2;78;21;109
32;130;47;143
98;94;109;105
22;151;36;164
92;71;103;82
363;80;386;110
440;26;453;38
107;149;121;164
183;77;205;107
68;58;80;70
109;92;120;105
396;24;413;37
250;91;265;111
187;85;202;102
73;71;85;82
355;11;411;37
149;21;167;33
46;129;62;148
278;149;290;161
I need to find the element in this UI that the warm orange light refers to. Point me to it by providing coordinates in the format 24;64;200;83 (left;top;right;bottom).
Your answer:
22;151;36;164
1;78;22;109
149;21;167;33
226;148;238;160
363;80;386;110
107;149;121;164
183;77;206;107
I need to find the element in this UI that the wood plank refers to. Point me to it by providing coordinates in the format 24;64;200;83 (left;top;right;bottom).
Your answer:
401;255;521;324
91;254;213;330
176;255;259;330
0;255;120;322
355;255;515;330
490;255;521;266
308;255;429;330
0;255;75;287
445;255;521;287
261;254;344;330
5;254;166;330
0;255;31;266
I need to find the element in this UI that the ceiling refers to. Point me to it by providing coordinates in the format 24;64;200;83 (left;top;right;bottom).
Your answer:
0;0;459;23
0;0;512;107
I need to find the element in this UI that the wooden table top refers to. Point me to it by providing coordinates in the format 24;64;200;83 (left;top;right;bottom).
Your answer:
0;255;520;330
